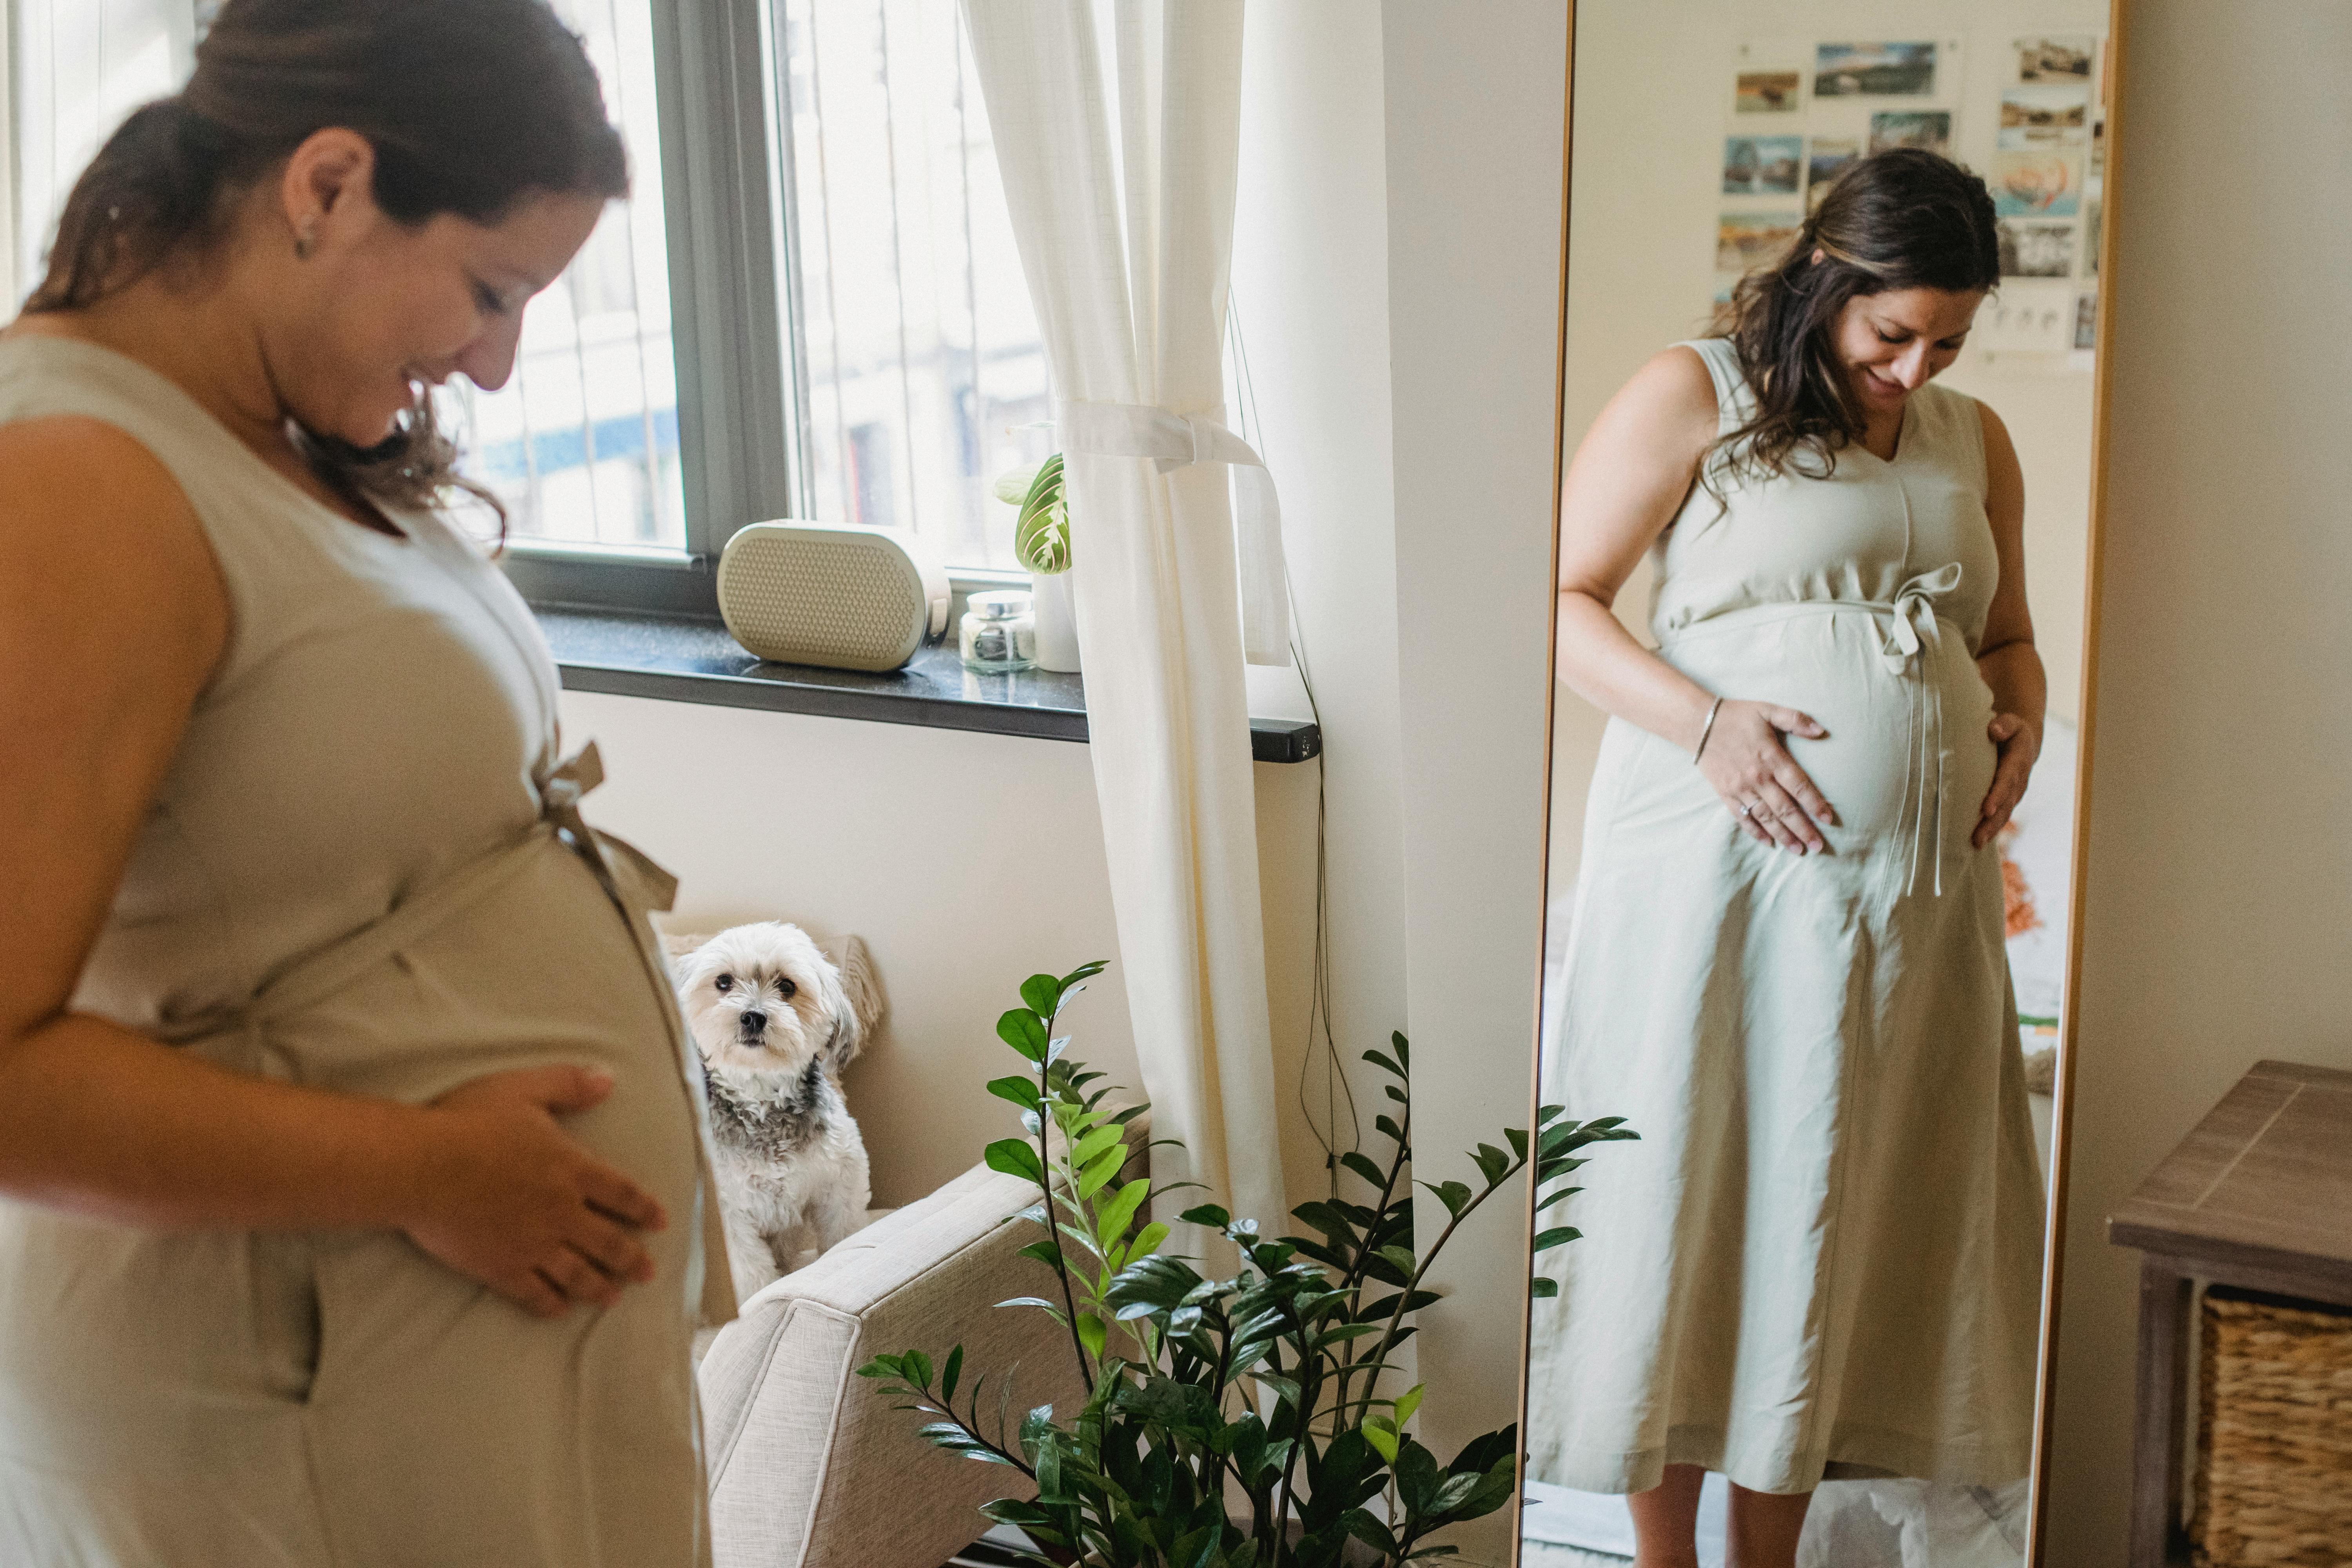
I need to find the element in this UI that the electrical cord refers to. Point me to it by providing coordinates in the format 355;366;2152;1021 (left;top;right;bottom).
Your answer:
1227;300;1363;1197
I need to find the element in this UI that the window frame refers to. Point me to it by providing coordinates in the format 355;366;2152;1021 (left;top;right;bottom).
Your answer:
499;0;795;619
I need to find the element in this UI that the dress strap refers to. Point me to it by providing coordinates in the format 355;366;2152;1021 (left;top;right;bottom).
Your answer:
1673;338;1755;435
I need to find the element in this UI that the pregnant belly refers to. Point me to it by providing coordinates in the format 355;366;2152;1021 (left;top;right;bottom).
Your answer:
1661;605;1998;855
226;839;702;1215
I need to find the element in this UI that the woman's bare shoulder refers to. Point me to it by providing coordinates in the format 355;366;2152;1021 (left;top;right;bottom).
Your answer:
1634;341;1720;402
0;416;227;675
1587;343;1721;461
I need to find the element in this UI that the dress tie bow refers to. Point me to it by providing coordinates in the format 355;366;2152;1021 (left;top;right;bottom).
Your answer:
1876;564;1965;897
537;741;679;916
1879;561;1964;674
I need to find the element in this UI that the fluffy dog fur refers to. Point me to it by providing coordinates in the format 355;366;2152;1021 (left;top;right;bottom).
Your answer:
671;923;882;1305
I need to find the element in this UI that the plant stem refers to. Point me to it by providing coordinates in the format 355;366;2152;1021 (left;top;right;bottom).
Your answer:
1265;1289;1330;1568
1363;1154;1526;1387
920;1389;1038;1479
1327;1111;1412;1424
1036;1002;1095;1396
1336;1108;1412;1301
1269;1120;1414;1568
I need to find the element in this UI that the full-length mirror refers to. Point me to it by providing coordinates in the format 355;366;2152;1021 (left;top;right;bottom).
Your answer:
1523;9;2115;1564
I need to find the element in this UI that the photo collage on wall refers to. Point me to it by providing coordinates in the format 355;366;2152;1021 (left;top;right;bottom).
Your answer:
1718;34;2105;361
1994;34;2105;356
1717;39;1960;310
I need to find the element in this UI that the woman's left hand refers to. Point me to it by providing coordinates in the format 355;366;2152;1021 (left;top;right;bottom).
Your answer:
1973;712;2041;848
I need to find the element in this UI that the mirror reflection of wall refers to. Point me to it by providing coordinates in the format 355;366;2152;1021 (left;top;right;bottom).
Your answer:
1527;4;2110;1564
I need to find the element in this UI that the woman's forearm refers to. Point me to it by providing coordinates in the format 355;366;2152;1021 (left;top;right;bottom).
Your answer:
1557;588;1717;750
1976;639;2048;734
0;1010;433;1231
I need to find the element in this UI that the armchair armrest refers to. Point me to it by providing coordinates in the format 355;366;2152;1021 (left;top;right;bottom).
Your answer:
699;1111;1148;1568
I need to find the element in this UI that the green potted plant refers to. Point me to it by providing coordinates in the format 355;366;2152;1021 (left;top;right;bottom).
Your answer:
857;962;1635;1567
995;454;1078;672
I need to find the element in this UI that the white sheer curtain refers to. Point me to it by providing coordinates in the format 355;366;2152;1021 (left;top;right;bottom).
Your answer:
962;0;1285;1235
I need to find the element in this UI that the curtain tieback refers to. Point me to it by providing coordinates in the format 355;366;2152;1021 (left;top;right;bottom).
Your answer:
1056;399;1292;667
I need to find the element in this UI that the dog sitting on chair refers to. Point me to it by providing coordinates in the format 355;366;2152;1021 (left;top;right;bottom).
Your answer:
671;922;881;1305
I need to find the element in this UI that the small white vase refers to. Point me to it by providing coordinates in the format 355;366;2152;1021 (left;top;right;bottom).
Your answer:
1031;568;1081;673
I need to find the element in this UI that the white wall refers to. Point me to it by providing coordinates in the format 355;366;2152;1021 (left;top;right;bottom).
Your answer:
1232;2;1407;1214
1383;6;1569;1564
2044;2;2352;1559
558;693;1142;1206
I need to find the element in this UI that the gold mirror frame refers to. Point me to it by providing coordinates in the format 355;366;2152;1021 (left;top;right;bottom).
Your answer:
1513;4;2129;1558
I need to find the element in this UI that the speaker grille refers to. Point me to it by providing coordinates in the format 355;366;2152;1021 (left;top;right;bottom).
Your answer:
719;534;923;671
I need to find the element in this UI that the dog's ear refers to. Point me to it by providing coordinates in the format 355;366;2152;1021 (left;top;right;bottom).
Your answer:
817;934;885;1069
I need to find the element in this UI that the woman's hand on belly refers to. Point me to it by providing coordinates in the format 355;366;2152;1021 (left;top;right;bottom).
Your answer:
1973;712;2041;849
401;1064;670;1319
1697;700;1839;854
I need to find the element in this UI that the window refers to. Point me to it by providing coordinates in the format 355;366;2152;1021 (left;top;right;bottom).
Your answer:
771;0;1048;569
448;0;687;554
6;0;1049;597
12;0;193;298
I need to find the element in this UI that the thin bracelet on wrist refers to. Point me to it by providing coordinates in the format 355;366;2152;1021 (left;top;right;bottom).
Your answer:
1692;696;1725;762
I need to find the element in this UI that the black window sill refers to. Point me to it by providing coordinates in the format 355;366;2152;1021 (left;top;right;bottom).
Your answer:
535;608;1322;765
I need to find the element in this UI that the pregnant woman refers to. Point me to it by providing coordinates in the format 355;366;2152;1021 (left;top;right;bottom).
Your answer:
0;2;731;1563
1525;150;2047;1566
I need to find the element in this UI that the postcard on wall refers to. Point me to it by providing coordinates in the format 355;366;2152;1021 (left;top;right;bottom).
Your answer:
2082;197;2102;276
2015;36;2096;84
2090;119;2107;176
1807;138;1861;213
1724;136;1803;195
1737;70;1802;113
2074;292;2098;351
1869;111;1952;158
1999;84;2089;149
1815;42;1936;98
1977;287;2075;354
1992;149;2084;218
1718;212;1803;274
1998;220;2077;278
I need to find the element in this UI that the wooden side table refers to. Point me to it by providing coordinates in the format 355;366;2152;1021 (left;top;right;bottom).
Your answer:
2107;1060;2352;1568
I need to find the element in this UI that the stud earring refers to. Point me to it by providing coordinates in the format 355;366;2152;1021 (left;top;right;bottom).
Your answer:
293;225;316;261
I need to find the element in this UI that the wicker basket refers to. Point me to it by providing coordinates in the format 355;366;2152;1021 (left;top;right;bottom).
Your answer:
2192;1287;2352;1567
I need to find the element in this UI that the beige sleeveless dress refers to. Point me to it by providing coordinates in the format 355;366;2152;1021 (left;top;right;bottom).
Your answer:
1524;338;2045;1497
0;336;735;1566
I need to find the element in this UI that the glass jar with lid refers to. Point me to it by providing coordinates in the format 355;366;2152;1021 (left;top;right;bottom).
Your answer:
958;589;1037;673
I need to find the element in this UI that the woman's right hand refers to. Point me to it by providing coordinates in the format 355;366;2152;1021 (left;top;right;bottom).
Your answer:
1695;699;1838;854
402;1065;668;1319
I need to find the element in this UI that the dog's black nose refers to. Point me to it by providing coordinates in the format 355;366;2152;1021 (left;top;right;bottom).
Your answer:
740;1009;768;1034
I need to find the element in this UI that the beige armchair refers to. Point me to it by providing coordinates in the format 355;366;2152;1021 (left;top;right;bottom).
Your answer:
698;1137;1138;1568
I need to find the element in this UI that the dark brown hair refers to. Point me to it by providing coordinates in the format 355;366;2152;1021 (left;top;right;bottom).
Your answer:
23;0;629;529
1708;147;1999;489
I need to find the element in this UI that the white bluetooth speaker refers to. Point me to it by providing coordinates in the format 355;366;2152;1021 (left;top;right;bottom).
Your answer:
715;521;952;672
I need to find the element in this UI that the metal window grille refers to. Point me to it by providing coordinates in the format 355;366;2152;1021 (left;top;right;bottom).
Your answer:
448;0;688;552
772;0;1048;569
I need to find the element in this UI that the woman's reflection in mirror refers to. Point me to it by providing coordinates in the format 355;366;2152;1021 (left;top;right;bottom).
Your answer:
1527;150;2046;1568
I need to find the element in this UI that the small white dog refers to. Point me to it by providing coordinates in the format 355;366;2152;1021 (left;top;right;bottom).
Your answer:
671;922;882;1305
